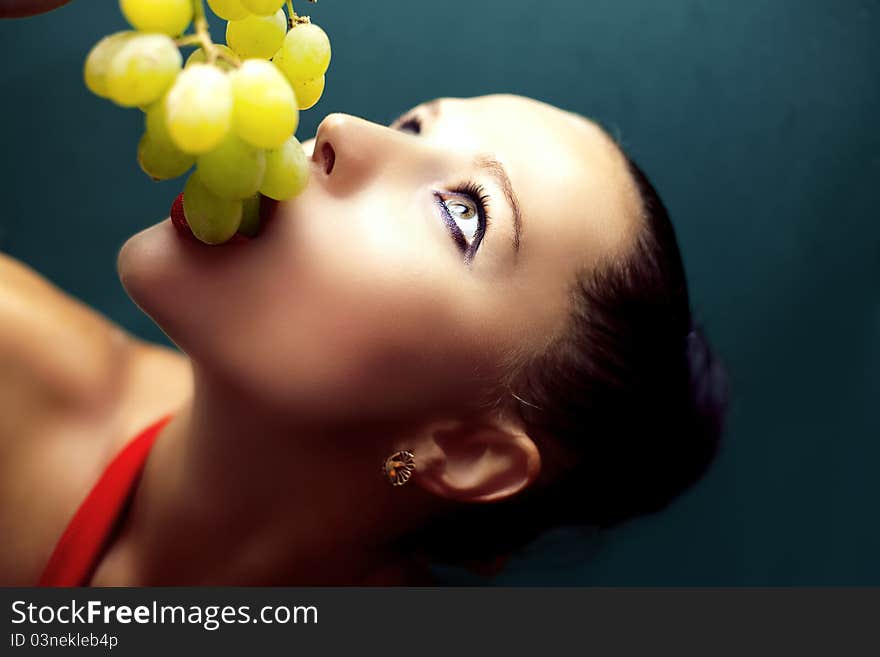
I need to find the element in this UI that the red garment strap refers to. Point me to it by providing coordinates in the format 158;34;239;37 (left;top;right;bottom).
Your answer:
38;415;173;587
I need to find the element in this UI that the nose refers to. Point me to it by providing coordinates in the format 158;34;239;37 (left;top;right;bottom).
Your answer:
312;113;430;195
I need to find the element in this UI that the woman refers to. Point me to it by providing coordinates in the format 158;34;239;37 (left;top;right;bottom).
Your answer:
0;3;728;586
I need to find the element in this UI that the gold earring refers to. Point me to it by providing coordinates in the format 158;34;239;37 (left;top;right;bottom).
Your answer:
383;450;415;486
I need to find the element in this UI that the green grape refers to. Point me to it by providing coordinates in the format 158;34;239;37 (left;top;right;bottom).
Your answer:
226;9;287;60
182;171;243;244
106;33;182;108
240;0;284;16
238;194;262;237
197;133;266;200
138;132;195;181
291;75;325;110
276;23;331;82
137;101;195;179
119;0;193;37
165;64;233;154
207;0;250;21
273;49;326;109
145;97;176;141
84;31;135;99
230;59;298;149
260;136;310;201
185;45;238;72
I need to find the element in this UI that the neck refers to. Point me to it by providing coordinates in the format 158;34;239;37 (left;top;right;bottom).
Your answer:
98;362;435;585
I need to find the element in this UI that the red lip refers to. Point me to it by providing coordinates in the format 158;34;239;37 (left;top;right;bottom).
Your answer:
170;193;281;244
170;193;195;241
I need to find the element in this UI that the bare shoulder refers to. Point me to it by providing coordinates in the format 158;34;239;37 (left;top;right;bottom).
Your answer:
0;253;191;583
0;252;143;435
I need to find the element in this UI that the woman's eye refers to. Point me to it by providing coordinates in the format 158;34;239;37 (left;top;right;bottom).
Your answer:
433;186;488;261
442;197;479;244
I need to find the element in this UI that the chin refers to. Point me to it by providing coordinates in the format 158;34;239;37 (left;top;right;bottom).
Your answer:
119;220;176;310
116;214;279;362
118;218;209;351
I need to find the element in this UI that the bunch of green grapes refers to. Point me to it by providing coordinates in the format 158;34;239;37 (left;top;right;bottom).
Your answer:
84;0;332;244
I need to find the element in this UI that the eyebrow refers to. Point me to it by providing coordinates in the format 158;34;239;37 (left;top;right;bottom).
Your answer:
475;154;523;254
392;102;524;255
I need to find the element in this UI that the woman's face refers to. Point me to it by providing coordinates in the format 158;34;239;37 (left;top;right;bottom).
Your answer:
119;95;641;423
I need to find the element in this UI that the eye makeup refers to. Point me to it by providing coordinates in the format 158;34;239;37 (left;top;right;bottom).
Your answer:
434;182;490;263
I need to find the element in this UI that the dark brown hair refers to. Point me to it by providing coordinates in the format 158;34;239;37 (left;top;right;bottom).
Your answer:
417;156;729;563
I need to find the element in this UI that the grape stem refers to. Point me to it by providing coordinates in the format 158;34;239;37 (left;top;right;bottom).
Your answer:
177;0;316;65
176;0;241;68
287;0;312;29
191;0;214;62
176;34;202;47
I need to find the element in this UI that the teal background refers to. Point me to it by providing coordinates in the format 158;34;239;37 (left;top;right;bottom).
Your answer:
1;1;878;584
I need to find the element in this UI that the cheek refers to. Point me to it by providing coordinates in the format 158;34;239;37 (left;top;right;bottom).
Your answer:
215;188;495;415
117;199;534;419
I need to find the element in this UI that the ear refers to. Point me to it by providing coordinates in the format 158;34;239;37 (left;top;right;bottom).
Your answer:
410;420;541;503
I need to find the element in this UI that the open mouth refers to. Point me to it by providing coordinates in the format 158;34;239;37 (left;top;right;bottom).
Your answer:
170;193;281;245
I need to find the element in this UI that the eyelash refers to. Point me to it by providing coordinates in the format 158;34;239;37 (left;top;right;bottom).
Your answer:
436;182;491;261
393;113;491;261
